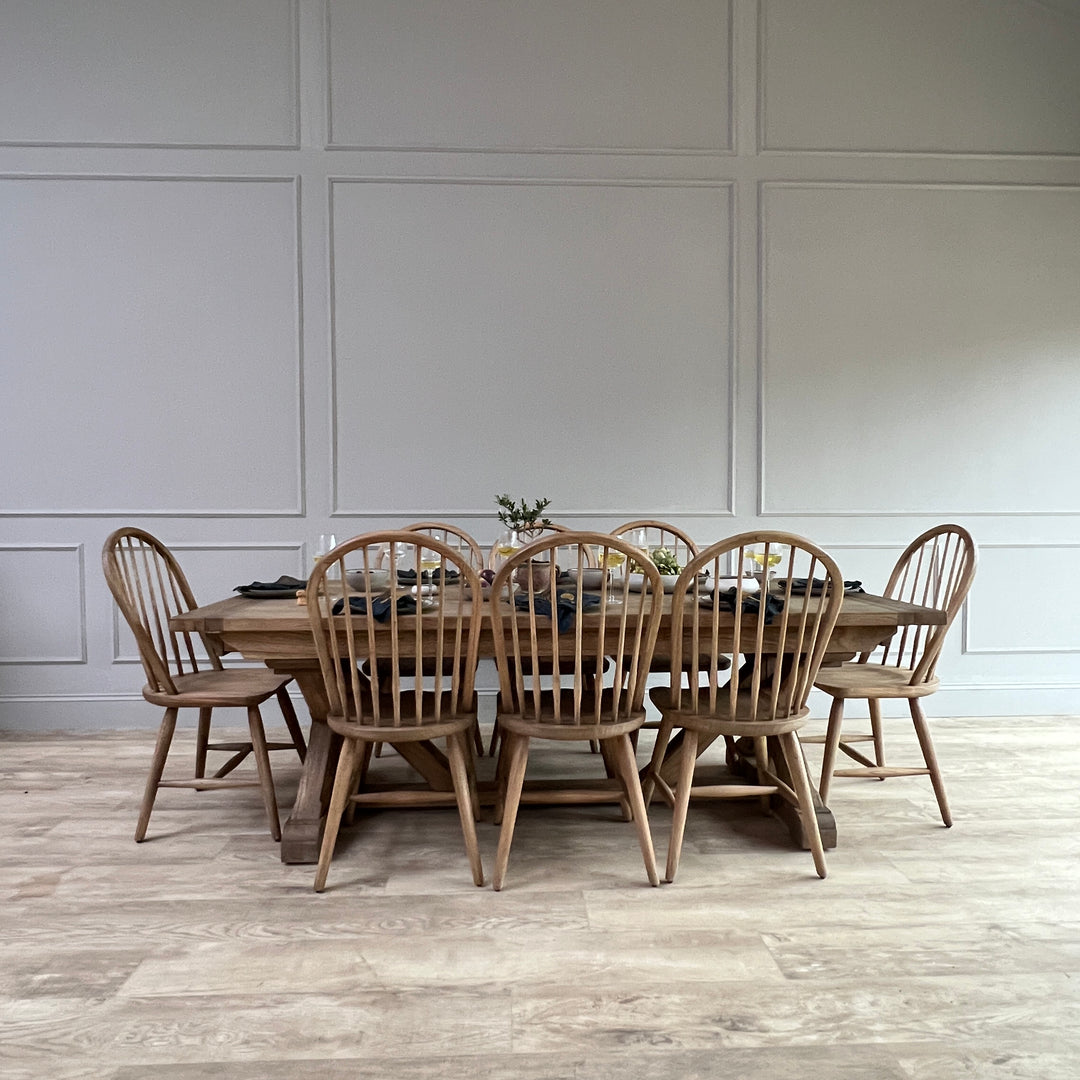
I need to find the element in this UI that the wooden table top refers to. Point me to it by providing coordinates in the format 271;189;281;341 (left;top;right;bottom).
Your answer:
172;588;945;660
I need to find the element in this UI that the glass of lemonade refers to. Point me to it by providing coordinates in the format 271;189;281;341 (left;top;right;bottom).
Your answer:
418;530;443;582
493;529;521;569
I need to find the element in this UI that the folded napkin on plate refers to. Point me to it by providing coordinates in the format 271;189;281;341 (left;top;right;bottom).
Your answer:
779;578;864;595
332;594;417;621
704;587;785;624
395;568;460;584
514;589;601;633
234;575;306;599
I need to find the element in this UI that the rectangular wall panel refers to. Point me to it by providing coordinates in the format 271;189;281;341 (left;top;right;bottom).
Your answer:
0;546;85;663
327;0;731;152
330;180;733;525
965;544;1080;655
761;0;1080;154
760;183;1080;516
0;177;303;516
0;0;298;147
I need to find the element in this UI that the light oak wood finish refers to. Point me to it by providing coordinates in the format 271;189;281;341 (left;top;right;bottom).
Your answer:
169;585;944;864
612;520;731;742
488;532;664;891
3;717;1080;1076
486;529;606;759
807;524;977;827
613;518;699;569
307;532;485;891
646;532;844;882
102;527;307;844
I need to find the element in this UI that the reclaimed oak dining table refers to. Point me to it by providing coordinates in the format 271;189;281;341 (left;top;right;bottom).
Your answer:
171;588;944;863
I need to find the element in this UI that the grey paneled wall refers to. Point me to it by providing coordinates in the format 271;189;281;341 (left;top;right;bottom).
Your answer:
1;0;1077;728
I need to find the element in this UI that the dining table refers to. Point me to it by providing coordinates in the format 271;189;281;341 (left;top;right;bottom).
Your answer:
171;587;945;864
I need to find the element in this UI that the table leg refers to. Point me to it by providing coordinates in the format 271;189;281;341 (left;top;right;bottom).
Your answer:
269;663;338;864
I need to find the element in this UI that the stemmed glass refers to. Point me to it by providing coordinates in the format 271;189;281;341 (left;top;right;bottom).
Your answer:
600;544;627;602
746;544;785;583
418;530;443;586
493;529;521;571
315;533;338;580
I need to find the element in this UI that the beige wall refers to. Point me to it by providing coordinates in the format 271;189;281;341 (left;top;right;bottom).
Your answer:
2;0;1078;727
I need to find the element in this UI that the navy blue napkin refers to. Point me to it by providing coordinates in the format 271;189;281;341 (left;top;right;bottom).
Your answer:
332;594;417;621
234;575;306;599
395;568;460;585
514;589;602;633
779;578;864;595
705;588;785;624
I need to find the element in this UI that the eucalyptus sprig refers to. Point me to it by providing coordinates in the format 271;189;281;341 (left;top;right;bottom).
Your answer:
495;494;553;533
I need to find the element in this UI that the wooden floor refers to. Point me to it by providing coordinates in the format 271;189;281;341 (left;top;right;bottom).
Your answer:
2;713;1079;1079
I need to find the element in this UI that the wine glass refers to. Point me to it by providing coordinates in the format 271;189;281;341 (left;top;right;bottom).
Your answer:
418;530;443;585
626;528;651;571
493;528;521;570
601;544;627;602
746;545;784;582
315;533;338;580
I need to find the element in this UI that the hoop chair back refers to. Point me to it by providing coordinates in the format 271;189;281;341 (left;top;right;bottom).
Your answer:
401;521;485;572
866;524;977;684
487;523;600;570
306;531;483;734
669;532;844;727
489;531;663;729
613;519;698;569
103;526;305;844
103;526;222;697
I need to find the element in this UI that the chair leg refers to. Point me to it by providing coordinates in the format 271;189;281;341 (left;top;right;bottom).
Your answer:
447;732;485;886
753;735;771;811
492;733;530;891
135;707;179;842
780;730;827;879
819;696;845;802
343;739;372;827
611;733;659;887
487;719;501;757
910;699;952;827
194;707;212;779
247;706;281;841
868;697;885;769
276;687;307;762
471;718;484;757
666;728;698;883
642;715;675;808
314;738;359;892
598;739;632;821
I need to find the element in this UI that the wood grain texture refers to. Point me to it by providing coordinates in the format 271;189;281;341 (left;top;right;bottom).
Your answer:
2;714;1079;1078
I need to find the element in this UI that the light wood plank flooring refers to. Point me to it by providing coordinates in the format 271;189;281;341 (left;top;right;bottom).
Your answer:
2;714;1079;1079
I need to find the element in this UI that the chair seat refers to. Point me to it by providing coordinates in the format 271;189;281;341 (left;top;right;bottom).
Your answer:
498;688;647;741
327;697;477;743
814;663;940;700
649;685;810;735
143;668;292;708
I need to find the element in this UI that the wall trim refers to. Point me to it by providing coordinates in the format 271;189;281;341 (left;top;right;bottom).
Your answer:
322;0;733;155
0;0;301;151
757;180;1080;517
0;173;306;519
0;544;87;664
327;176;737;518
755;0;1080;160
